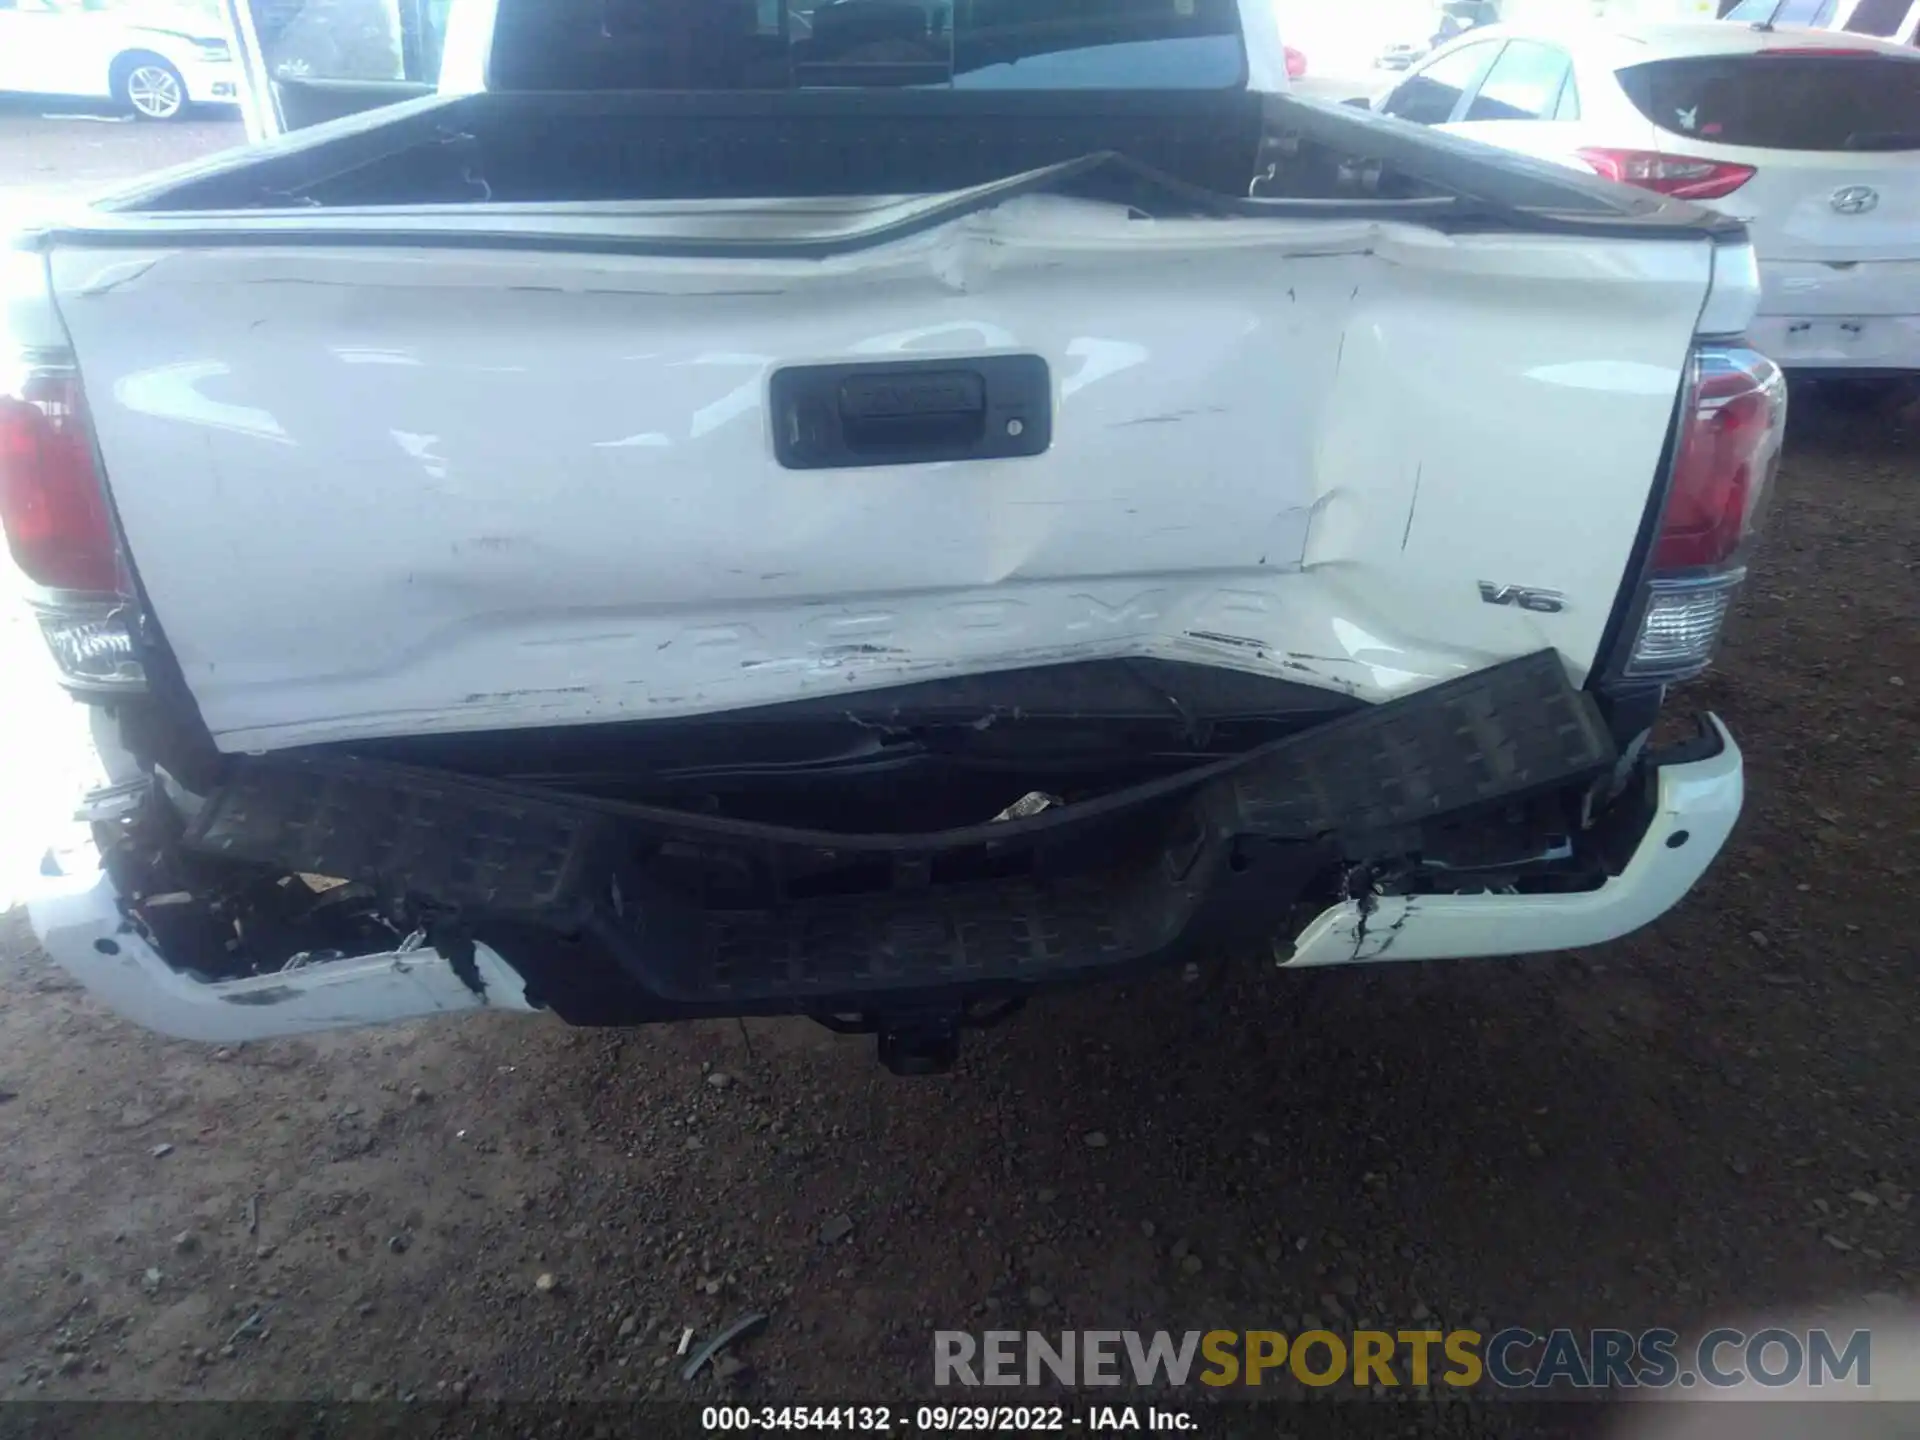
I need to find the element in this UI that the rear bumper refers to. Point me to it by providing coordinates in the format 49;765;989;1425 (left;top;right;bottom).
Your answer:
1754;258;1920;374
1749;313;1920;375
26;710;1744;1045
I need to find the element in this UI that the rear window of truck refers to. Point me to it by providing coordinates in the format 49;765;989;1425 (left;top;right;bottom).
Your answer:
487;0;1249;91
1616;53;1920;151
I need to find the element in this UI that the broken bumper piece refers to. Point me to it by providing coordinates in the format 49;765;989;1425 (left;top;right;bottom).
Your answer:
23;878;536;1043
1286;714;1743;966
24;653;1743;1044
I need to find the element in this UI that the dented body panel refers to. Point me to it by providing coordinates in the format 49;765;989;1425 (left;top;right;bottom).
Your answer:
50;197;1712;751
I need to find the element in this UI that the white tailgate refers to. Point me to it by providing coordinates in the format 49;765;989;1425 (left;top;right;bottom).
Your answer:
50;200;1712;751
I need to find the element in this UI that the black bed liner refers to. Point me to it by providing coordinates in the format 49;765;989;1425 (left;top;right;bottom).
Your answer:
44;88;1748;254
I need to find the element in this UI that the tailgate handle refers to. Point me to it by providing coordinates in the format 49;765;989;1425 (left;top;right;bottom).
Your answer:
839;370;984;454
770;355;1051;470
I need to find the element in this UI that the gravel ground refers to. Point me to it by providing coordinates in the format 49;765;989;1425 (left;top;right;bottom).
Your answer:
0;109;1915;1434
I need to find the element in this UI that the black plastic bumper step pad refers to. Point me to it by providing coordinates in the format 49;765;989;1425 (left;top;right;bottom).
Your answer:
696;874;1160;999
192;764;603;915
1227;646;1613;837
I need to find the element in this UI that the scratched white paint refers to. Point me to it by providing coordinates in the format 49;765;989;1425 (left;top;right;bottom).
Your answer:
1287;718;1744;967
47;199;1712;750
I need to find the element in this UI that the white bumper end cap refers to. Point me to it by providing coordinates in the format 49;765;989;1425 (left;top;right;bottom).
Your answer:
1285;714;1744;967
26;863;537;1044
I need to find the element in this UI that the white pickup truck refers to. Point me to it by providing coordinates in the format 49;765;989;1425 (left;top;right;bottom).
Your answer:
5;0;1782;1072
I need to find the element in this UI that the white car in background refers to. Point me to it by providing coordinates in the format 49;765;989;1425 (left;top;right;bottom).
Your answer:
0;0;239;119
1370;21;1920;394
1721;0;1919;48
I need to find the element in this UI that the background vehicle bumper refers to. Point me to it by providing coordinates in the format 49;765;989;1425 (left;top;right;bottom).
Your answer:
1750;314;1920;375
1754;259;1920;374
1286;715;1743;966
177;58;240;106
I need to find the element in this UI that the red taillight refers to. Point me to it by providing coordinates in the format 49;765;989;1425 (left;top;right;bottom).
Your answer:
1285;45;1307;79
1576;147;1756;201
1619;346;1786;682
0;370;119;592
1655;348;1787;571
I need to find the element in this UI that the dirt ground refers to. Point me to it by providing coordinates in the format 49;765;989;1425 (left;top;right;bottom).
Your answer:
0;391;1915;1430
0;102;242;213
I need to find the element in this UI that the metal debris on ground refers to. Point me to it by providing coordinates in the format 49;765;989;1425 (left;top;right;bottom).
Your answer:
680;1311;770;1382
226;1308;270;1346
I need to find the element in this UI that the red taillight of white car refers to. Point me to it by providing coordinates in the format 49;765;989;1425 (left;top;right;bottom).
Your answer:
1624;345;1787;681
0;259;147;694
1576;147;1757;201
1285;45;1307;80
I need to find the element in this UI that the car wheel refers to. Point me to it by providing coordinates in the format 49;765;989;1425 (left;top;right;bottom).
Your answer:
114;54;188;121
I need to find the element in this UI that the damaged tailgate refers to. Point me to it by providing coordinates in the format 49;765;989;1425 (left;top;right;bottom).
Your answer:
45;185;1716;750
